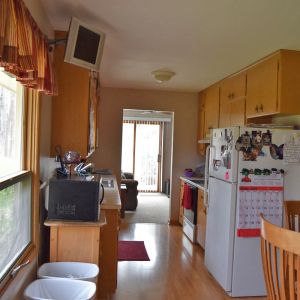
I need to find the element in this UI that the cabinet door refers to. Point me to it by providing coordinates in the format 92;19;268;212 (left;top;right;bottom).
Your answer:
52;32;90;157
204;85;219;137
230;98;245;126
50;226;100;264
246;54;279;117
179;180;184;225
219;92;230;128
197;93;206;155
196;189;206;249
220;73;246;127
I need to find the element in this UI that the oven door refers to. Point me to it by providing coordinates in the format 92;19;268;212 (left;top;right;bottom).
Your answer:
183;207;196;224
183;216;196;243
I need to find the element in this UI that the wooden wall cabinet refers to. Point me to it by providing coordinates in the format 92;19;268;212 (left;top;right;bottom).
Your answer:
203;84;220;138
197;92;206;156
51;31;99;158
246;50;300;118
196;188;207;249
197;85;219;156
219;72;246;127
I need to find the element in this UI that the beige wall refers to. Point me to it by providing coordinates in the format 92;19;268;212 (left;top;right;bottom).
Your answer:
89;87;200;222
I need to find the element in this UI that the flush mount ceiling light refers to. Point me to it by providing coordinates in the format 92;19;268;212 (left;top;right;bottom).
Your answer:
151;70;176;83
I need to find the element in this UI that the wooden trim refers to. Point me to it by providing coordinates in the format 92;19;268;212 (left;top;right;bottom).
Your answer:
157;122;163;192
168;219;180;226
24;88;41;251
0;170;31;189
44;212;106;227
0;245;36;296
50;227;58;262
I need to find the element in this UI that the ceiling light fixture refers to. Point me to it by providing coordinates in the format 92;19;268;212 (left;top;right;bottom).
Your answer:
151;70;176;83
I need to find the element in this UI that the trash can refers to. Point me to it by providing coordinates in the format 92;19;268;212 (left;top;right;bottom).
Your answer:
38;262;99;283
24;278;96;300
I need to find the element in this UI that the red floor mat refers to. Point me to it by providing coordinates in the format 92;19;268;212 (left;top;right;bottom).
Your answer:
118;241;150;261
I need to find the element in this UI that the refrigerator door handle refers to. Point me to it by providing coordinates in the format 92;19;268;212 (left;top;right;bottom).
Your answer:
204;145;215;208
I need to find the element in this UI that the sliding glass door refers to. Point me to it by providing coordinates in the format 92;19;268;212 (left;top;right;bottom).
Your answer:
121;121;162;192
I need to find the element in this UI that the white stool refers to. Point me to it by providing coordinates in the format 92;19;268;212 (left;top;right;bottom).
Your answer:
38;262;99;283
24;278;96;300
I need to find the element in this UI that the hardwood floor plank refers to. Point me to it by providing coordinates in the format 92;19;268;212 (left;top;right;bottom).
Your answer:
97;223;266;300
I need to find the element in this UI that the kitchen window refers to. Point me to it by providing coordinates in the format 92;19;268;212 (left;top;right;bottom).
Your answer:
0;68;32;282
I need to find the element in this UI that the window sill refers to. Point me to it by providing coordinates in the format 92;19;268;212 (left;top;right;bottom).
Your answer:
0;245;37;300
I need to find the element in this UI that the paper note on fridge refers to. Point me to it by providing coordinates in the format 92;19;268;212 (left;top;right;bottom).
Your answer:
283;143;300;163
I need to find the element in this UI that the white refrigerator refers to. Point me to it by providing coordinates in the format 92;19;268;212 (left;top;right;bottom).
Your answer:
204;126;300;297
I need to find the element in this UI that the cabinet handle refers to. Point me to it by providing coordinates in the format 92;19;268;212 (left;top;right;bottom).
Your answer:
255;105;259;113
260;104;263;112
231;93;234;99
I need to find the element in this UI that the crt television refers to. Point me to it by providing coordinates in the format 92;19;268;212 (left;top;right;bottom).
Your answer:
64;17;106;71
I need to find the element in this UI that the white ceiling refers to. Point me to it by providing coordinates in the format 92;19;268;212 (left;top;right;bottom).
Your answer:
40;0;300;92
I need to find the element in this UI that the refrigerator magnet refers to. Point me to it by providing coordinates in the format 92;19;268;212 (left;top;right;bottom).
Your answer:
262;130;272;145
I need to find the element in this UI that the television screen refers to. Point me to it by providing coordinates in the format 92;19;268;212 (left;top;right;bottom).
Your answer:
64;17;105;71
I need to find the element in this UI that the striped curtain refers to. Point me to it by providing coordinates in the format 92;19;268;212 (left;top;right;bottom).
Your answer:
0;0;55;95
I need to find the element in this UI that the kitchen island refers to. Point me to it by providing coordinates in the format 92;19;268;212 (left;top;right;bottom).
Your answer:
45;175;121;297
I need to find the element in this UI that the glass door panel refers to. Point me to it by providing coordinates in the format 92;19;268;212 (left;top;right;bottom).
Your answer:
134;124;160;191
121;123;135;174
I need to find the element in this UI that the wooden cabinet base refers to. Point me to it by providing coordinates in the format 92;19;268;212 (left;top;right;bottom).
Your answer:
98;208;119;297
49;226;101;264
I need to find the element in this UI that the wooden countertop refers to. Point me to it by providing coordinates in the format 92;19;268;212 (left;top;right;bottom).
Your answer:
100;175;122;209
44;211;106;227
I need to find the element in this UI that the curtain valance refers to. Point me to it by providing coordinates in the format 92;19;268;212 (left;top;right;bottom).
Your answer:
0;0;55;95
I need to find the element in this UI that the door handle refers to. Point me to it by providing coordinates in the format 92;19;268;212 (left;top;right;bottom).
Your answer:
260;104;264;112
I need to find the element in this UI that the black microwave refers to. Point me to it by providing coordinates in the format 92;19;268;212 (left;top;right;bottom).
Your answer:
48;175;103;222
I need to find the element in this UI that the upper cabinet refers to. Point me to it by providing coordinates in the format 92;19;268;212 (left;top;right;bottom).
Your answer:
197;92;206;155
219;72;246;127
203;84;220;138
51;31;100;158
246;50;300;118
246;53;278;117
197;86;219;156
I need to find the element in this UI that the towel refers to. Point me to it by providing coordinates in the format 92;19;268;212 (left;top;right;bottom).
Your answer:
182;184;192;209
191;187;198;213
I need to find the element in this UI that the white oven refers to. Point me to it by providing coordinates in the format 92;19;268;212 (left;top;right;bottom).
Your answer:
182;186;198;243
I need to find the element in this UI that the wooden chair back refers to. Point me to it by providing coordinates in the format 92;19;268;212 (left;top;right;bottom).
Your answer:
260;215;300;300
284;201;300;231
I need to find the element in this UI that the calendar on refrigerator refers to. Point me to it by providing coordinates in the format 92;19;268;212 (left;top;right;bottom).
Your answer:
237;174;284;237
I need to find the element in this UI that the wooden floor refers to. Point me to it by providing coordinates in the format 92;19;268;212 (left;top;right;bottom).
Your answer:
98;223;266;300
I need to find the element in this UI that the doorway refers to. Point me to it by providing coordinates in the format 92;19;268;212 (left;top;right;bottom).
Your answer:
122;120;162;192
121;109;173;224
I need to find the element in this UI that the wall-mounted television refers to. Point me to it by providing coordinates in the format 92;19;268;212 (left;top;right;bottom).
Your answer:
64;17;106;71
